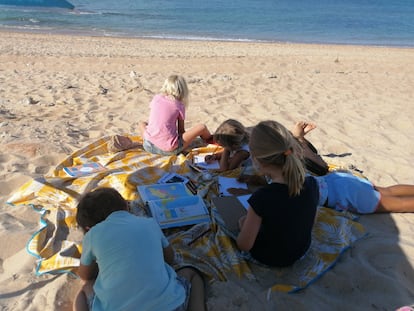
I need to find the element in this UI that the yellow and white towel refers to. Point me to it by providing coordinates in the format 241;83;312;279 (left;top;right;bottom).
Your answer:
7;135;366;292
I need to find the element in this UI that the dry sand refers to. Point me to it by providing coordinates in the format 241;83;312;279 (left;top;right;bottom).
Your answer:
0;31;413;310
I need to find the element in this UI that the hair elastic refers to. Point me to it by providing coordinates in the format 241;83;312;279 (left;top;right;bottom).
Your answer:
284;149;292;156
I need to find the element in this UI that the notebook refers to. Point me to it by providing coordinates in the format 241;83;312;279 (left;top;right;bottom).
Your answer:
193;153;220;170
137;182;210;229
212;195;249;239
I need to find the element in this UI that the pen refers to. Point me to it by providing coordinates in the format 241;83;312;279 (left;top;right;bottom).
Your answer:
185;178;198;195
240;163;247;177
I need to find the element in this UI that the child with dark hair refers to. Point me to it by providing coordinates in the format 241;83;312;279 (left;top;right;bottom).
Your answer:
73;187;206;311
205;119;250;171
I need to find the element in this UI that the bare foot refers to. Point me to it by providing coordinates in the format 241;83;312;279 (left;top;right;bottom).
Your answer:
291;121;317;140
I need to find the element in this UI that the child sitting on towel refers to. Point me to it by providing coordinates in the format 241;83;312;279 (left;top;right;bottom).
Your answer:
73;187;206;311
139;75;213;156
236;120;319;267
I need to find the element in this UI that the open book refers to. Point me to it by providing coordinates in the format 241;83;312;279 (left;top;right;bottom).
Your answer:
63;162;107;177
157;173;197;194
137;182;210;229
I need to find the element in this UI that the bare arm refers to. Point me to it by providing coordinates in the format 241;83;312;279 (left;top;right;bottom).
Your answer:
217;149;249;171
77;261;99;281
218;149;231;171
163;244;175;265
236;207;262;251
227;150;249;170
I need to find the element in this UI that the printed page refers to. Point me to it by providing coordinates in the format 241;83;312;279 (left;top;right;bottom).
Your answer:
137;182;192;202
149;195;209;228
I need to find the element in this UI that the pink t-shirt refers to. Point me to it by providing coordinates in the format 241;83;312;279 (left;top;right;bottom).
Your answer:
144;94;185;152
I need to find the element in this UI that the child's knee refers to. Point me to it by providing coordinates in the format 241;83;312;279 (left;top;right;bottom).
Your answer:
195;123;207;132
177;267;202;282
81;280;95;296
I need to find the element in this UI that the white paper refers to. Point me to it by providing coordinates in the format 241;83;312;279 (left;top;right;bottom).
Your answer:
218;176;248;196
193;154;220;170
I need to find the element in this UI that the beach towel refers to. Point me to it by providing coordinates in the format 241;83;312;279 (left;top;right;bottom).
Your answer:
7;135;366;293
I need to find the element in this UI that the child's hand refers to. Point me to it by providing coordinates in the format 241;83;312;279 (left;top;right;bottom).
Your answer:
204;154;216;163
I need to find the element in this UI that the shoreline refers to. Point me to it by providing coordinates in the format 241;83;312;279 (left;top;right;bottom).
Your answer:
0;27;414;49
1;29;414;51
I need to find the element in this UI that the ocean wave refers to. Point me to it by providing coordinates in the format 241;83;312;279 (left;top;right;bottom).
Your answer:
141;34;261;43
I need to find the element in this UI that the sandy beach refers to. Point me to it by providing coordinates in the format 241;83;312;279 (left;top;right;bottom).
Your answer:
0;31;413;310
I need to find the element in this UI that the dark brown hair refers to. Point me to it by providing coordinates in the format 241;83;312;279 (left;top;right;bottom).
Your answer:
76;187;127;231
213;119;249;150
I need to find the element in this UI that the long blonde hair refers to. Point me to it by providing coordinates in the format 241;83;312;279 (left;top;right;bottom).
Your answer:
161;75;189;107
249;120;305;196
213;119;249;150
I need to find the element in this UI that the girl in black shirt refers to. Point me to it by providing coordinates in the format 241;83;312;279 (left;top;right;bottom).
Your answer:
236;120;319;267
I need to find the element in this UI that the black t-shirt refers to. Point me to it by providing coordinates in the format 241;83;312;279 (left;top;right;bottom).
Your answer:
248;176;319;267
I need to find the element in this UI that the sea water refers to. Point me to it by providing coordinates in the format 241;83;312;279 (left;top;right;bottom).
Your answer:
0;0;413;47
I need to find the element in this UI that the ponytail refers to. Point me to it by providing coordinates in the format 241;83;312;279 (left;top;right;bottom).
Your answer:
250;120;305;196
282;149;306;196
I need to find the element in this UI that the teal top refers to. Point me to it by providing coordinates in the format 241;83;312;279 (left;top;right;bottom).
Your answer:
81;211;185;311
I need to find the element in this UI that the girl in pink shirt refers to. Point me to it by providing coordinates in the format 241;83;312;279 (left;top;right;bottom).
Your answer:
139;75;213;156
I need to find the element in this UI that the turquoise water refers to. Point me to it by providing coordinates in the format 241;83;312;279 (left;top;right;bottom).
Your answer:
0;0;413;47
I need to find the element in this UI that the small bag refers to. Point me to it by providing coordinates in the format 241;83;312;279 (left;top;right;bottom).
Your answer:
107;135;135;153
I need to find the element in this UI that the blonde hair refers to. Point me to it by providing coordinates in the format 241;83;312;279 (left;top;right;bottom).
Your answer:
161;75;189;107
213;119;249;150
249;120;305;196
